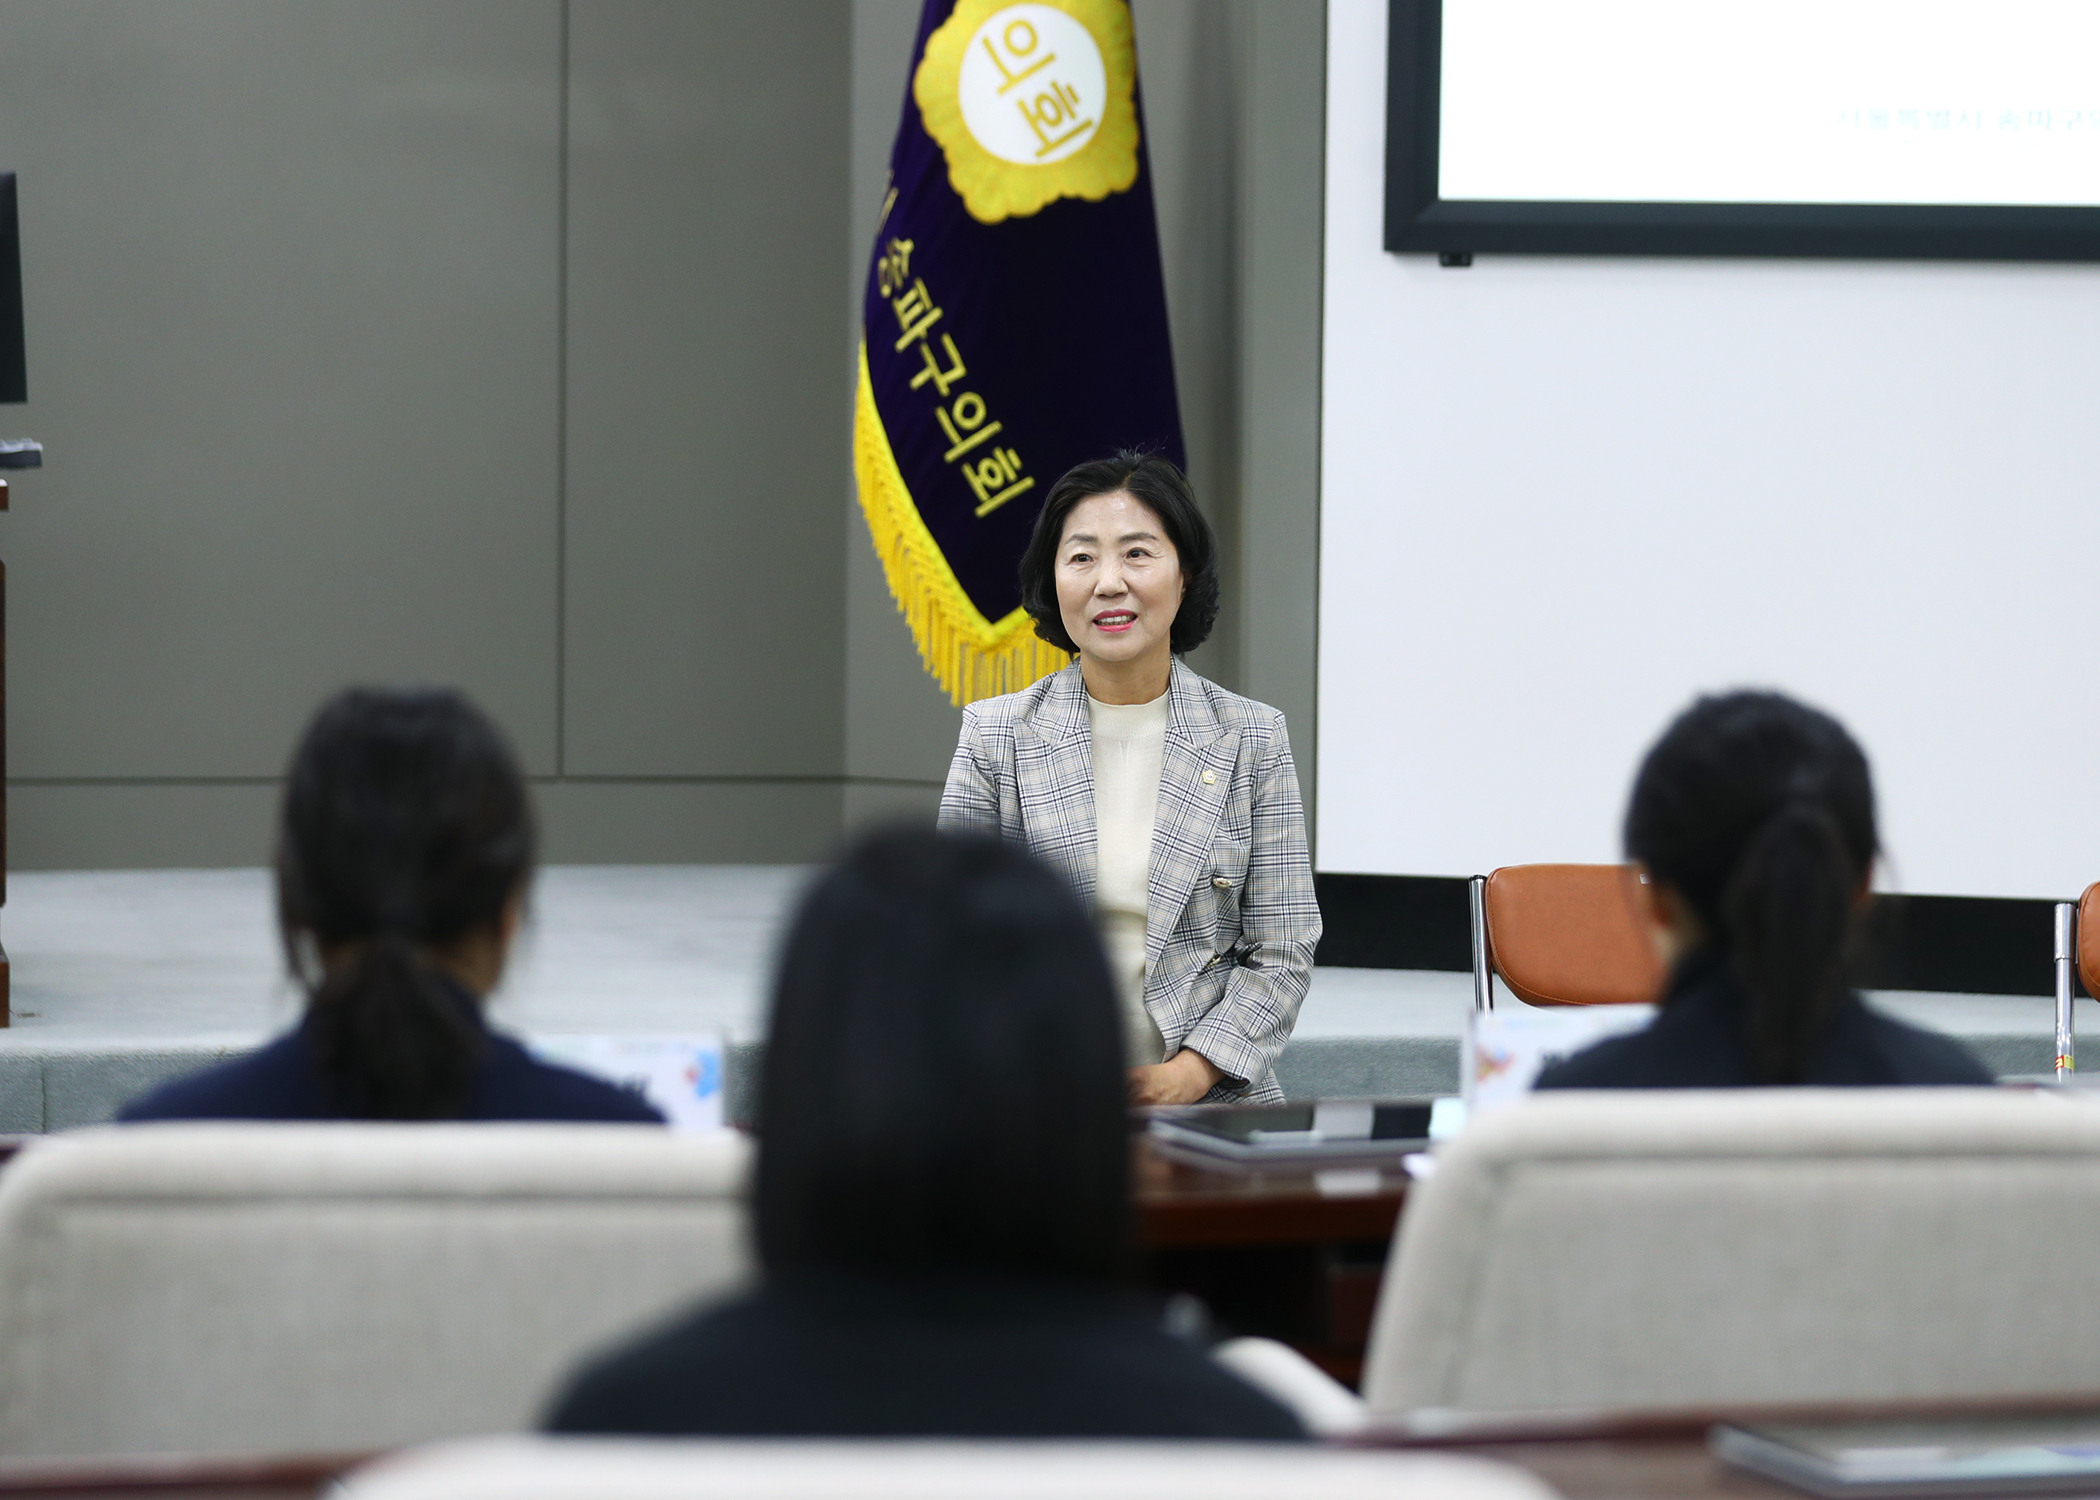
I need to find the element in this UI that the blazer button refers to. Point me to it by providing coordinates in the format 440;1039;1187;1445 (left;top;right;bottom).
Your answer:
1211;876;1231;890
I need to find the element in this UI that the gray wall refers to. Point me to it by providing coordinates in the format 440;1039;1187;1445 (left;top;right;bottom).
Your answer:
0;0;1322;869
841;0;964;832
554;1;849;861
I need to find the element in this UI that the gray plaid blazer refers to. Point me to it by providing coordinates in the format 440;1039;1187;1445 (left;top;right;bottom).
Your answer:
938;660;1320;1104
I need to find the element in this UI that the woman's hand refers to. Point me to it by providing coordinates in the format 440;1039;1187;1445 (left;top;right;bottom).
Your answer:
1128;1049;1226;1106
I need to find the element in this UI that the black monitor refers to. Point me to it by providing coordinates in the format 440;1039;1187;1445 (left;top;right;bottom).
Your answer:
0;175;23;402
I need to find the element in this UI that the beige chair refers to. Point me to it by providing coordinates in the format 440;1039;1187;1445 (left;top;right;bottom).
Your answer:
0;1123;751;1458
1364;1088;2100;1414
1211;1336;1370;1436
332;1435;1558;1500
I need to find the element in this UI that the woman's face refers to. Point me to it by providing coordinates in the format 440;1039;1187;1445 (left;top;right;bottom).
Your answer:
1054;490;1183;670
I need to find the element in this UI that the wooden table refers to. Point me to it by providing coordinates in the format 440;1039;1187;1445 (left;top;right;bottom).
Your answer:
1368;1398;2100;1500
16;1401;2100;1498
1464;1437;1781;1500
0;1438;1750;1499
0;1451;348;1497
0;1436;1761;1500
1133;1137;1407;1386
1372;1410;1813;1500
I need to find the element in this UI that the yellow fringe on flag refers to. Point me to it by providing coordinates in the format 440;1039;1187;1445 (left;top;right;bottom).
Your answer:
852;344;1072;706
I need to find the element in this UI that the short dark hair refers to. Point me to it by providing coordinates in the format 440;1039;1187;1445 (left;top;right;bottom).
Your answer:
1017;451;1220;655
1625;690;1877;1084
755;827;1131;1282
277;687;534;1118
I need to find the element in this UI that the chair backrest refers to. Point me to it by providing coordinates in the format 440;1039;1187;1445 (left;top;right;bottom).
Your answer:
2079;882;2100;998
1481;864;1663;1006
0;1123;751;1458
332;1435;1559;1500
1364;1088;2100;1414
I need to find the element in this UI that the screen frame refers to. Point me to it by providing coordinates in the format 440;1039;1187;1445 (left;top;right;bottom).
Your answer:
1384;0;2100;261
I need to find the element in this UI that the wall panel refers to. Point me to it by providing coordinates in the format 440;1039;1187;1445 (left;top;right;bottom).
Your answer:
0;0;563;780
562;0;850;778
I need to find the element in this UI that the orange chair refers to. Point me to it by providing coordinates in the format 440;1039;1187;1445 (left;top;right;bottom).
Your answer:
2075;884;2100;1003
1469;864;1666;1010
2059;883;2100;1075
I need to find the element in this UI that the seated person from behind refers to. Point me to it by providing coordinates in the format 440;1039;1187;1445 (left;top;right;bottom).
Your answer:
544;827;1303;1439
1537;690;1993;1089
122;687;662;1124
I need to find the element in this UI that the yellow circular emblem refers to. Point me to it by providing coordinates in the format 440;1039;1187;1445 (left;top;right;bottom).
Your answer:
915;0;1140;225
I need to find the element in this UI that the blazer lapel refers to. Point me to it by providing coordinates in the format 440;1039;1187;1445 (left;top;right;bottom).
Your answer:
1012;662;1098;906
1146;661;1238;971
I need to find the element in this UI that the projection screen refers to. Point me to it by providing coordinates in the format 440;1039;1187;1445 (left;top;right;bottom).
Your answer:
1318;0;2100;901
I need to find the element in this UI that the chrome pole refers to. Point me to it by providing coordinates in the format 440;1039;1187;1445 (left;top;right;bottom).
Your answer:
2055;901;2076;1078
1469;874;1494;1012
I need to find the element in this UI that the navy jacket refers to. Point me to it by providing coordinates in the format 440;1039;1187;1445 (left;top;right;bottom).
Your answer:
1535;950;1995;1089
545;1268;1305;1440
120;987;664;1124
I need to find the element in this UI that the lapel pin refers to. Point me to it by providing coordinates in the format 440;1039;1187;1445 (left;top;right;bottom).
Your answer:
1201;770;1216;784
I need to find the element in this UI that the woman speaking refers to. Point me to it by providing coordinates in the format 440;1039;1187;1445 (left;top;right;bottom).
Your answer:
939;453;1319;1106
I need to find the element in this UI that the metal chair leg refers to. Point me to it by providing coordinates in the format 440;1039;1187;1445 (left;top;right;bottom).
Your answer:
2055;901;2077;1078
1470;875;1494;1012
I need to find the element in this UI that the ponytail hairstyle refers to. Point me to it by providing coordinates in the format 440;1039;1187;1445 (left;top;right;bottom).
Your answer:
1624;691;1877;1083
276;688;534;1119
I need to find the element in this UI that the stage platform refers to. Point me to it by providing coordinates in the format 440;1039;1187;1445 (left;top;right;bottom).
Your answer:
0;866;2089;1131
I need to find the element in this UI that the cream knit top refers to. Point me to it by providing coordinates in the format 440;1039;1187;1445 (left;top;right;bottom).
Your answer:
1088;689;1170;1066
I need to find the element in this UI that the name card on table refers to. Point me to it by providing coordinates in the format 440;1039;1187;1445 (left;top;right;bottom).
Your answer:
530;1034;726;1133
1467;1004;1656;1115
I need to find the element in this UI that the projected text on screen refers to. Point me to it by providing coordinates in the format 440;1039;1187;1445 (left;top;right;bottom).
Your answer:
1439;0;2100;207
